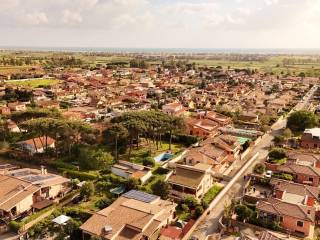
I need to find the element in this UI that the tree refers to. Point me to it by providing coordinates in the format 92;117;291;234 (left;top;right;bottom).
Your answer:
80;182;94;201
0;117;9;142
287;111;317;132
166;116;186;150
151;180;171;199
283;128;292;139
254;163;266;174
268;148;287;160
104;123;128;162
235;204;254;222
126;177;140;190
78;148;114;170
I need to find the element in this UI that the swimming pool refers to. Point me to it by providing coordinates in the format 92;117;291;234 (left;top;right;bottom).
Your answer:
154;152;173;162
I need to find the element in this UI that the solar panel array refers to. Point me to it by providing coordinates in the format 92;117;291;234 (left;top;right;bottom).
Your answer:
123;190;158;203
21;174;56;183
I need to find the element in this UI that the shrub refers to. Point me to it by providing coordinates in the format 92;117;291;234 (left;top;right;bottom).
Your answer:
235;204;254;222
80;182;95;201
94;198;113;210
9;221;23;233
63;207;91;222
194;205;204;218
254;163;265;174
142;157;155;167
152;167;170;175
268;148;287;161
151;180;171;199
273;173;293;181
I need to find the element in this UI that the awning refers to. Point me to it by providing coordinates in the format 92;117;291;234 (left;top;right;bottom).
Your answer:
52;215;70;225
32;199;54;210
110;186;125;195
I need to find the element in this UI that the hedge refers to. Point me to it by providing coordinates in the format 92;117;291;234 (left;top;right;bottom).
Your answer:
58;168;98;181
48;161;78;171
202;185;223;208
9;206;55;233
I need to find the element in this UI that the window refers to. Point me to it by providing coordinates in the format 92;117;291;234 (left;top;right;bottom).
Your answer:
309;177;313;182
280;216;283;222
297;221;304;227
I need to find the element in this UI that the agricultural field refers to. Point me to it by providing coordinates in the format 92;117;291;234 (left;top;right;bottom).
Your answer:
5;78;61;87
191;56;320;77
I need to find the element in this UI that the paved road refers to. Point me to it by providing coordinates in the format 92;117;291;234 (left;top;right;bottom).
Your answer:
190;85;318;240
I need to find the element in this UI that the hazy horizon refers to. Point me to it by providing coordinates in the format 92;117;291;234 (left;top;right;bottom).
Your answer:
2;46;320;55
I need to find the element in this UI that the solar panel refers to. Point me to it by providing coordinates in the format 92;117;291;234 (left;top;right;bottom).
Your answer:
123;190;158;203
11;170;31;177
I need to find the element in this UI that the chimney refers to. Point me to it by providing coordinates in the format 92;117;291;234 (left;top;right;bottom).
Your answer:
41;165;45;175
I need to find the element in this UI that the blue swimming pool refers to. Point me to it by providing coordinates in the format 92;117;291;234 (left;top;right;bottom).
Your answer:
154;152;173;162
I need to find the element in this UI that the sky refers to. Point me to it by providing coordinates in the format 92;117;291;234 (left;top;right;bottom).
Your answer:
1;0;320;49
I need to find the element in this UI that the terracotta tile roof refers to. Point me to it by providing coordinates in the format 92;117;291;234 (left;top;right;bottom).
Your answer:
80;190;176;240
0;175;40;211
277;163;320;177
287;151;320;164
257;198;315;222
17;136;55;150
160;226;182;239
271;179;319;199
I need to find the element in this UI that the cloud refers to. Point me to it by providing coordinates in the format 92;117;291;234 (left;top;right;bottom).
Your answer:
264;0;279;5
24;12;49;25
0;0;320;48
62;10;83;24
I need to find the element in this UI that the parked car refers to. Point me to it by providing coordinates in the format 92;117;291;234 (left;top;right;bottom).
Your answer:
265;170;272;178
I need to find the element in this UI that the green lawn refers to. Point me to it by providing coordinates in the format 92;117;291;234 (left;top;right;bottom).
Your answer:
119;141;185;165
6;78;61;87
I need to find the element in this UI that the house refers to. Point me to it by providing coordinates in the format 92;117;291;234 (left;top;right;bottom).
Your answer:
239;112;259;123
36;100;60;109
256;198;315;237
186;118;219;138
182;134;241;173
80;190;177;240
186;111;232;138
301;128;320;148
0;166;70;222
271;179;319;207
168;163;214;200
111;160;152;184
198;111;232;126
162;102;186;116
241;230;296;240
275;163;320;187
0;106;11;115
287;151;320;168
16;136;55;154
6;120;20;133
7;102;26;112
